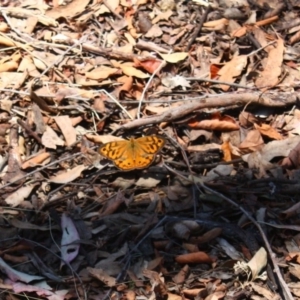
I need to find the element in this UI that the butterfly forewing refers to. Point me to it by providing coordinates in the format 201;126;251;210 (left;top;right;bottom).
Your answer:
99;140;129;159
136;136;165;154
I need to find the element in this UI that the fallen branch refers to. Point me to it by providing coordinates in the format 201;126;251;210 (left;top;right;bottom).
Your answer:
119;91;297;130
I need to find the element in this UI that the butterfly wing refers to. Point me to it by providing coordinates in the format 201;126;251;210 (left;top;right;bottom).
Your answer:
113;138;151;170
99;140;129;160
135;136;165;154
131;136;165;169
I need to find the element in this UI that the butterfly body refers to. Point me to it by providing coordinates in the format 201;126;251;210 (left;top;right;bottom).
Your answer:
99;136;165;171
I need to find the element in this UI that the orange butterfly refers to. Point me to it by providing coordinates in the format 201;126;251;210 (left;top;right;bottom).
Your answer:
99;136;165;171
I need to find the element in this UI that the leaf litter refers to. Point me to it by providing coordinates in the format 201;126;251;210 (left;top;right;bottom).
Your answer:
0;0;300;299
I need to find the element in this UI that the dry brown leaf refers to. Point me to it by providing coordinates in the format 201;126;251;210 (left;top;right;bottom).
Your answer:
255;38;284;89
172;264;189;284
21;152;51;169
114;75;133;97
189;228;223;245
0;61;18;73
280;202;300;219
124;290;136;300
167;293;184;300
221;140;233;161
18;56;41;77
254;123;283;140
239;111;258;127
188;112;239;131
87;267;116;287
99;192;126;217
218;55;248;91
0;22;9;33
54;116;77;147
203;18;229;28
0;35;17;47
175;252;214;264
248;282;275;300
239;129;264;151
188;143;221;152
134;58;164;74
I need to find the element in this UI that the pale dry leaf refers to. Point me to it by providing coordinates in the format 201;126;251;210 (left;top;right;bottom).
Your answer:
256;135;300;162
3;7;58;27
41;126;64;149
0;257;44;282
49;165;86;184
5;185;35;207
94;4;110;15
247;247;267;280
162;75;191;89
85;134;124;144
145;106;169;114
192;0;210;7
61;213;80;266
18;56;41;77
119;64;149;78
145;24;163;38
75;74;111;86
135;173;164;187
205;165;234;182
0;99;12;112
0;72;25;89
11;283;68;300
188;142;221;152
152;10;173;23
159;52;188;63
86;66;119;80
32;57;47;71
45;0;90;19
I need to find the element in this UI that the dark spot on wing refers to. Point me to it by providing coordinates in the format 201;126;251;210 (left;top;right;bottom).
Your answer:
149;144;156;151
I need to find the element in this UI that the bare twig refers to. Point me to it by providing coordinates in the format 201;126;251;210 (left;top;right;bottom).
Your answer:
17;119;42;144
185;5;211;51
137;55;168;119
